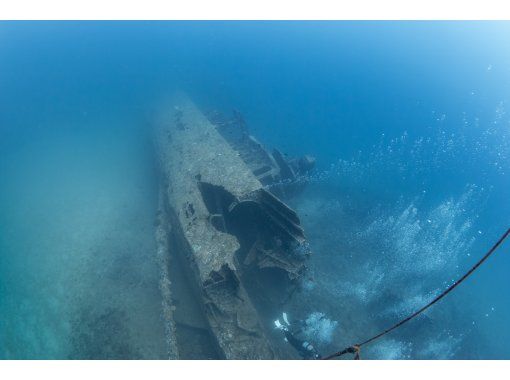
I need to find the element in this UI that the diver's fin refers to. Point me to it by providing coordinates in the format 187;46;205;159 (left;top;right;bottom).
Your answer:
282;312;290;325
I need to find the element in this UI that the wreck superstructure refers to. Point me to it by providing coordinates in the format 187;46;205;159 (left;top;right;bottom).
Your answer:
153;94;315;359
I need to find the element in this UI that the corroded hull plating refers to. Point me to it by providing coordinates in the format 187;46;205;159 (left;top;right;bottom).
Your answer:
154;95;312;359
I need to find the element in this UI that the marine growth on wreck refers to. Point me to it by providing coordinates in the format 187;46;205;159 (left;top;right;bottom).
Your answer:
153;94;317;359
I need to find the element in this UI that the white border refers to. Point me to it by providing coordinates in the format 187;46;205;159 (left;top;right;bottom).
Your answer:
1;360;509;380
1;0;510;20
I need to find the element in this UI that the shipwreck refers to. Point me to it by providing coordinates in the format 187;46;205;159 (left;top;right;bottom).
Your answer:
153;94;315;359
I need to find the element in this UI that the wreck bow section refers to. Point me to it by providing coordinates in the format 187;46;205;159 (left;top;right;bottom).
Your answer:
154;95;311;359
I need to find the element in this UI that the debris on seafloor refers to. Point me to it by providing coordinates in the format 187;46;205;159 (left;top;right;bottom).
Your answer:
153;94;316;359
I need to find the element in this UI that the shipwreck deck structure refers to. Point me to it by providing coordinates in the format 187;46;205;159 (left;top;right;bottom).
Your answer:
153;95;314;359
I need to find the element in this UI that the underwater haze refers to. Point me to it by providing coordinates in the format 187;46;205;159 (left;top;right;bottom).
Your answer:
1;21;509;359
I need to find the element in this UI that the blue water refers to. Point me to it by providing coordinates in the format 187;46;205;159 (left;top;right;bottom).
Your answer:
1;21;509;359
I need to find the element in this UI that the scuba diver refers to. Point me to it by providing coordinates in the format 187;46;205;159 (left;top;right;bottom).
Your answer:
274;312;321;360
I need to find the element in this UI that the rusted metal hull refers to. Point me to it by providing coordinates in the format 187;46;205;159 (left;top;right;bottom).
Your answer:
154;95;312;359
